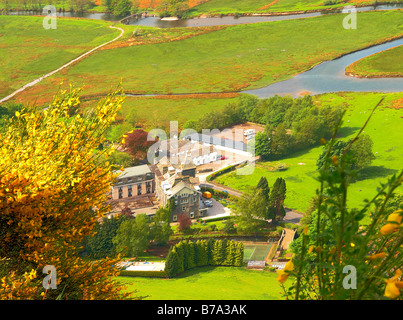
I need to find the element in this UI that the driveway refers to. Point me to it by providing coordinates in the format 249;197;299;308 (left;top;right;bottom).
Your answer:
200;198;231;220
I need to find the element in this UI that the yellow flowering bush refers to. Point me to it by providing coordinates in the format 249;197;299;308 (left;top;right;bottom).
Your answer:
0;86;133;299
281;99;402;300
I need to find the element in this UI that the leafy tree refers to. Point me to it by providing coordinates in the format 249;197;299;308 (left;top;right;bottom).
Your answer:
150;207;172;246
316;134;375;171
222;220;237;234
122;128;155;164
234;187;269;234
109;150;134;169
113;0;131;16
177;212;192;233
113;214;150;257
349;134;376;169
0;87;131;299
255;130;272;161
85;215;128;259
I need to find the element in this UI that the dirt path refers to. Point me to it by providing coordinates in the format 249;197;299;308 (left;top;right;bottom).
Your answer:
0;25;125;105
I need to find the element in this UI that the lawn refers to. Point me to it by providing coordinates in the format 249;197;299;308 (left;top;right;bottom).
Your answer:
10;10;403;105
215;92;403;219
346;44;403;78
119;266;285;299
0;15;121;99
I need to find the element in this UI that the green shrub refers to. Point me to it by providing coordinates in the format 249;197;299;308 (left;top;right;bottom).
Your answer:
119;270;168;278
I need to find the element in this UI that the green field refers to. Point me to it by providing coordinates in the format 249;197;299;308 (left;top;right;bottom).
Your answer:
185;0;380;16
0;16;122;99
10;10;403;105
119;266;285;300
215;92;403;219
346;45;403;78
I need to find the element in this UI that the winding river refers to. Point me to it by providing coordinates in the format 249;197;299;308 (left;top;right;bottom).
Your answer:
4;5;403;99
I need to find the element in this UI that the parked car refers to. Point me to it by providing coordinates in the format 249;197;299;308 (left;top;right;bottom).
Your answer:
220;156;227;160
203;200;213;207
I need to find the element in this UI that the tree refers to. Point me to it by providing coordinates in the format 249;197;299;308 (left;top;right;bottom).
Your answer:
177;212;192;233
316;134;375;171
85;215;128;259
122;128;155;165
184;240;196;269
269;177;287;223
0;87;131;299
255;130;272;161
195;240;208;266
349;134;376;169
222;220;237;234
234;242;244;267
150;207;172;246
233;188;269;234
113;214;150;257
113;0;131;17
109;150;134;169
164;247;179;278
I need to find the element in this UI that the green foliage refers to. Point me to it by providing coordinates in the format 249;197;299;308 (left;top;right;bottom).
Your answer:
164;239;243;277
113;214;150;257
119;270;168;278
150;207;173;246
285;100;403;300
84;215;128;258
317;134;376;171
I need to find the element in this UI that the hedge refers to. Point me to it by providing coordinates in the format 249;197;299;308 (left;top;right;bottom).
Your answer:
119;270;168;278
206;162;247;182
164;239;244;278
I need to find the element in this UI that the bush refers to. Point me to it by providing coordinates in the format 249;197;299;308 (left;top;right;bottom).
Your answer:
119;270;168;278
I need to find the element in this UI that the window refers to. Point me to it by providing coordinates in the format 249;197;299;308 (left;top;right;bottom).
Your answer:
173;215;177;222
137;184;142;196
181;198;188;204
190;212;194;218
182;206;186;212
118;187;123;199
128;185;132;197
137;176;142;181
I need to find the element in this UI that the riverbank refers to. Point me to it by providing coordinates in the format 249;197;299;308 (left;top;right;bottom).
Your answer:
346;44;403;78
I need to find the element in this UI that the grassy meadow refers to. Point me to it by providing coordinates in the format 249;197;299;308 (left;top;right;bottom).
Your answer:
9;10;403;105
119;266;285;300
346;44;403;78
184;0;382;17
0;15;121;99
215;92;403;220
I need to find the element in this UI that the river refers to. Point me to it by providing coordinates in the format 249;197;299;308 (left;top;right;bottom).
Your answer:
4;4;403;98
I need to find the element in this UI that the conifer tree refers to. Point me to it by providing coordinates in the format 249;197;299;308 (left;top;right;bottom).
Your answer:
164;247;179;278
234;242;244;267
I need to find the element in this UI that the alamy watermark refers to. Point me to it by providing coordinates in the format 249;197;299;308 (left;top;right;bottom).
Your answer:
342;6;357;30
43;5;57;30
146;121;256;175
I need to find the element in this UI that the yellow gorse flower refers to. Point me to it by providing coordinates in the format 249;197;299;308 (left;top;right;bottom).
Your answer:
384;269;402;299
380;210;403;235
277;260;294;284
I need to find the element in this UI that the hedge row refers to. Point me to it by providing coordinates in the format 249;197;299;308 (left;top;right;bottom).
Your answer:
119;270;168;278
164;239;244;278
